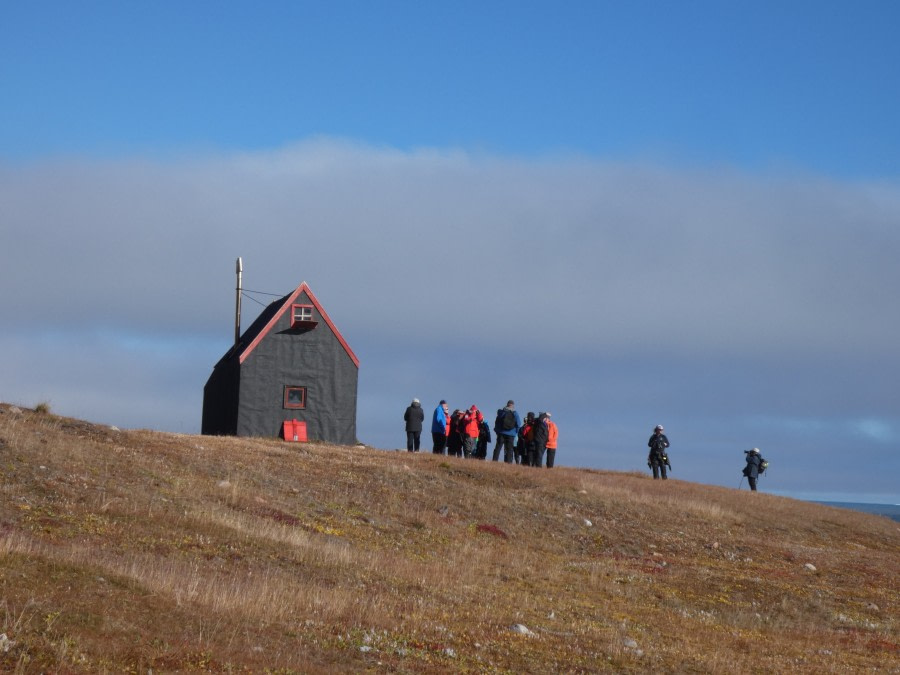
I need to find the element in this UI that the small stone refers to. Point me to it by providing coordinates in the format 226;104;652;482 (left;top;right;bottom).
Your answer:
866;603;880;612
510;624;536;636
624;638;639;649
0;633;15;653
712;542;719;549
583;519;593;527
804;563;817;572
217;480;231;489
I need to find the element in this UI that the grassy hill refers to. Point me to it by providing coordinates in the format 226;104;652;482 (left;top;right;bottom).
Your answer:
0;403;897;673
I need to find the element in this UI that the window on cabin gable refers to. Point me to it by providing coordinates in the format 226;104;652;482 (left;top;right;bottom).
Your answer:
284;386;307;409
290;304;318;329
292;304;313;323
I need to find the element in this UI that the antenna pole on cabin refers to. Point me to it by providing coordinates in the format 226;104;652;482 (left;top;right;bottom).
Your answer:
234;257;243;346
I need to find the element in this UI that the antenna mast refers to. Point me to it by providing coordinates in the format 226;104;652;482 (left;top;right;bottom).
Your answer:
234;257;243;346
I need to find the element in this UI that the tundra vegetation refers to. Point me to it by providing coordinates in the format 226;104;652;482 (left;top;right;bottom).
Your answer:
0;402;896;672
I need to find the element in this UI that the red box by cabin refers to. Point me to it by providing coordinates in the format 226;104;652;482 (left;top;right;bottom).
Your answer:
282;419;307;442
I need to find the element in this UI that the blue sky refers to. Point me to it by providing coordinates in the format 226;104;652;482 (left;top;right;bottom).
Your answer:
2;1;899;503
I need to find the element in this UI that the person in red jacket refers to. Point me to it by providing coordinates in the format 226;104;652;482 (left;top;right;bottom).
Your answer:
462;405;483;458
545;413;559;468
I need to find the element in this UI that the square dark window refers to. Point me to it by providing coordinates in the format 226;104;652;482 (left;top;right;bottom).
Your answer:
284;386;307;409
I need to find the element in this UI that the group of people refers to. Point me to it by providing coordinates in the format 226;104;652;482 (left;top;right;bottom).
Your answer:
406;401;767;488
403;399;559;468
647;425;769;491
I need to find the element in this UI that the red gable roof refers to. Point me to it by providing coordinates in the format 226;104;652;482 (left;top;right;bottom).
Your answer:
238;281;359;367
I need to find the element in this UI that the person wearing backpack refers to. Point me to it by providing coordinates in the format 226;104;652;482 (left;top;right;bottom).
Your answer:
531;412;550;467
545;413;559;468
431;400;450;454
516;412;535;465
492;400;521;463
647;424;670;479
742;448;768;491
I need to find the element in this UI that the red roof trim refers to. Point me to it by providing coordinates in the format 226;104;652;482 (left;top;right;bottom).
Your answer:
238;282;360;367
301;283;360;367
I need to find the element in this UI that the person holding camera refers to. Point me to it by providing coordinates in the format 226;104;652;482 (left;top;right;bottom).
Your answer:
647;424;670;479
742;448;768;491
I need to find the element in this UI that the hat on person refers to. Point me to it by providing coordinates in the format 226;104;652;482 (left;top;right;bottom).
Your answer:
439;399;446;405
507;400;515;406
412;398;419;404
655;424;664;431
750;447;760;454
545;412;552;417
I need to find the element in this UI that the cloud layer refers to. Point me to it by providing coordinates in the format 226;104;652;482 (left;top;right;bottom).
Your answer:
2;139;898;499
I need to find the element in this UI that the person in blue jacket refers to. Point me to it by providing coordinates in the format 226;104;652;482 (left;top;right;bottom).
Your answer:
431;400;450;454
492;400;521;463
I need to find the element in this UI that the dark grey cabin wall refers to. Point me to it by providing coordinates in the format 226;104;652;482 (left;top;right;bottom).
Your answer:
235;291;358;444
201;357;240;435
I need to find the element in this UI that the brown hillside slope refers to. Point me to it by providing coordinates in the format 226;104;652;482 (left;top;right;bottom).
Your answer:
0;403;897;673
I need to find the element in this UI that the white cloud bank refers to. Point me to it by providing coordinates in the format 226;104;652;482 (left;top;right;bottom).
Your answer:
2;139;898;499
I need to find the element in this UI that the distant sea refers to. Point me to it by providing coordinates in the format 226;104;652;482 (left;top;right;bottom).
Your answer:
813;502;900;522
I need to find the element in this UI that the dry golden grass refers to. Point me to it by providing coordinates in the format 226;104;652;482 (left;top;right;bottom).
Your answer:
0;402;897;673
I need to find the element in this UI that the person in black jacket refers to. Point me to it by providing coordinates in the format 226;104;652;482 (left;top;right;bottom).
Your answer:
476;419;492;460
403;398;425;452
742;448;767;491
531;412;550;468
446;409;464;458
647;424;670;479
516;412;535;465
